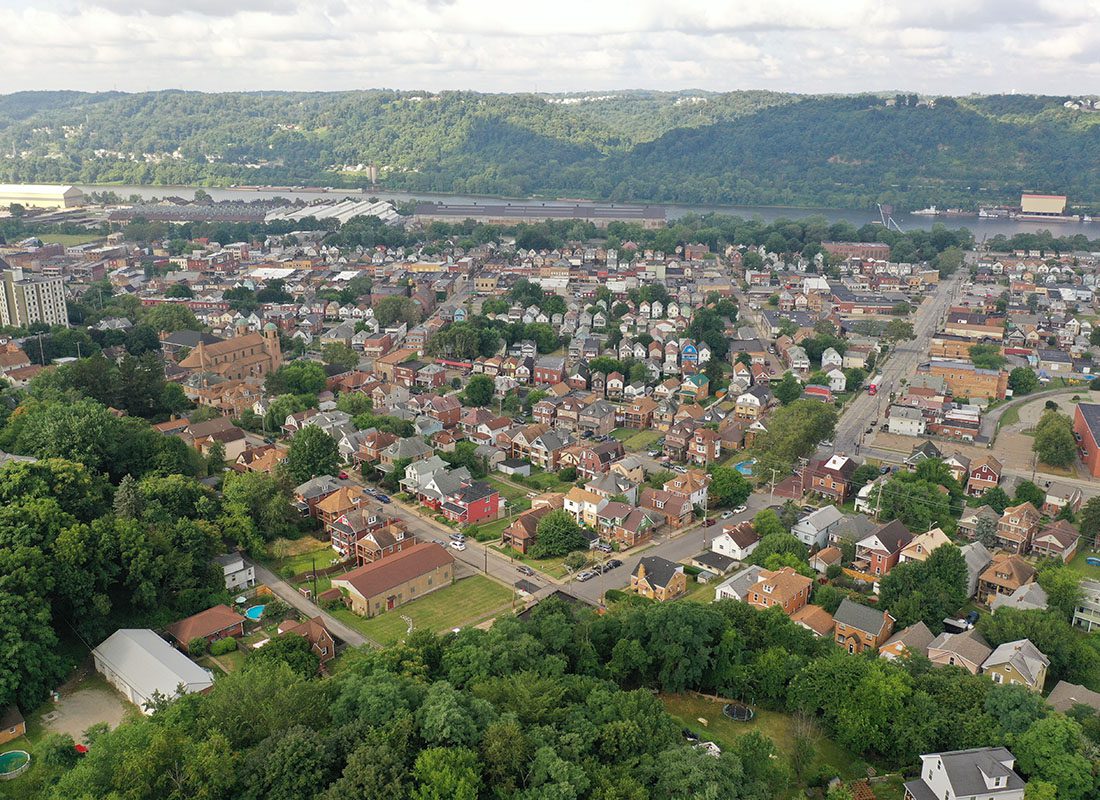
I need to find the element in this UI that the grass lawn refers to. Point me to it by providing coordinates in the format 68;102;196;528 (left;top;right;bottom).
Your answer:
330;575;514;646
661;694;869;795
1067;548;1100;581
524;468;574;492
34;232;103;246
611;428;663;451
487;477;533;513
473;515;513;541
679;581;715;604
999;405;1021;428
491;544;572;579
262;535;335;577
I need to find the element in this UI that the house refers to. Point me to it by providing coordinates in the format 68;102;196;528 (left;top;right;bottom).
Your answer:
622;397;659;429
213;553;255;591
806;455;857;502
631;557;687;601
1046;680;1100;714
905;440;942;469
990;583;1049;613
640;487;694;528
564;486;608;527
316;485;374;534
979;554;1037;606
966;455;1002;496
996;502;1040;554
853;519;913;580
711;522;760;561
791;604;836;637
687;428;722;465
832;598;895;654
664;469;711;507
1071;579;1100;632
0;705;25;746
880;622;934;662
734;385;772;420
958;505;999;541
1042;482;1083;516
809;545;842;574
791;505;844;549
1030;519;1080;562
888;405;927;436
501;506;553;554
165;604;247;647
746;567;813;616
292;474;344;517
350;521;416;565
277;616;337;665
379;436;434;472
927;629;993;674
982;639;1049;693
440;481;503;525
586;471;638;504
713;564;765;602
899;528;952;563
331;542;454;617
903;747;1027;800
826;368;847;392
93;629;214;714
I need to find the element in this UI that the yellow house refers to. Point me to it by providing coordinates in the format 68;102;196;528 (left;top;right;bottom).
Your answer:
563;486;606;528
981;639;1049;693
631;556;687;601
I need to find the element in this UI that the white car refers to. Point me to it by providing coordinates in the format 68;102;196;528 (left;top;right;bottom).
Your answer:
720;511;733;519
732;505;747;515
450;540;467;551
575;571;596;582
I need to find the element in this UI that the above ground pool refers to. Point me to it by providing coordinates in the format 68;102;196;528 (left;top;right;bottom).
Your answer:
0;750;30;780
244;605;265;621
1088;557;1100;567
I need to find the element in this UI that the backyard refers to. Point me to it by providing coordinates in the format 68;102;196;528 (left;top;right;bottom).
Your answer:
659;694;897;799
1067;548;1100;581
611;428;663;451
328;575;513;646
261;535;335;577
486;477;533;513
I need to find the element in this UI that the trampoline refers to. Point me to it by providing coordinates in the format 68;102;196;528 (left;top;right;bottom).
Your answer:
722;702;755;722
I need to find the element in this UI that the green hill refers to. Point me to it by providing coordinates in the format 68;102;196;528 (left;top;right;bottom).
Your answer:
1;89;1097;210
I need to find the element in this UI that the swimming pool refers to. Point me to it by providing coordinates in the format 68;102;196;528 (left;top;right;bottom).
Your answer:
244;605;265;621
0;750;30;780
733;459;756;477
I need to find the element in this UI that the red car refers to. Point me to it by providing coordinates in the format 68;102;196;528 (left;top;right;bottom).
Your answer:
338;471;348;480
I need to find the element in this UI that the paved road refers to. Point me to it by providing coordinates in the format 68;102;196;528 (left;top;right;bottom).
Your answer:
249;560;377;648
832;272;963;456
979;387;1094;442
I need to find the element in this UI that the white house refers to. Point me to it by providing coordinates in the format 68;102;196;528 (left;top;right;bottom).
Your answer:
903;748;1026;800
710;523;760;561
821;347;844;370
791;505;844;549
214;553;255;591
887;405;926;436
93;629;214;715
713;564;765;602
826;368;847;392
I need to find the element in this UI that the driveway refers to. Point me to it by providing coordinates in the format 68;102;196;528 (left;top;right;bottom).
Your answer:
41;680;129;740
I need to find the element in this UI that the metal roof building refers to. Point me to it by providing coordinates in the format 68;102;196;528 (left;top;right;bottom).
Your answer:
92;629;213;714
0;184;84;209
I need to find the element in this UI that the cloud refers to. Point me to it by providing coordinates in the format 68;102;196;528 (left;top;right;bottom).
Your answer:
0;1;1097;93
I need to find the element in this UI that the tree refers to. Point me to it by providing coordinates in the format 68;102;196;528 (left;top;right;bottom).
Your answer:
1013;480;1045;508
462;375;494;407
206;440;226;474
884;319;914;341
774;372;802;405
530;510;586;558
982;486;1011;514
223;471;297;540
373;296;421;328
752;509;786;539
1008;368;1039;395
1013;715;1095;800
867;472;955;531
750;533;807;566
266;361;327;397
247;633;320;677
968;344;1006;370
113;474;144;519
165;283;193;299
321;343;359;371
285;426;340;484
1079;496;1100;548
411;747;480;800
708;466;751;508
1032;411;1076;468
1037;565;1083;623
143;302;201;332
753;400;838;476
879;545;967;630
974;514;999;548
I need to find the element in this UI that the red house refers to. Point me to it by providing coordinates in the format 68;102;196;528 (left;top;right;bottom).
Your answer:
421;394;462;428
441;481;504;525
534;357;566;385
165;604;246;647
853;520;913;580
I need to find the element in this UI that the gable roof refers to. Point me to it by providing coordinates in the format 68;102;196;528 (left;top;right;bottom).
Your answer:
633;556;682;589
928;628;992;666
1047;680;1100;714
92;629;213;701
882;621;934;654
165;604;246;643
868;519;913;552
983;639;1050;684
833;598;892;636
332;543;453;599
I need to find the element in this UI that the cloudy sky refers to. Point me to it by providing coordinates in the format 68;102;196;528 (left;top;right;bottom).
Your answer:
1;0;1098;95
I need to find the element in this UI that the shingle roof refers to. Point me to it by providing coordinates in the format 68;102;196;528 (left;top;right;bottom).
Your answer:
928;628;992;666
634;556;682;589
1047;680;1100;713
332;543;453;600
882;621;934;654
833;598;892;636
983;639;1050;685
165;604;245;644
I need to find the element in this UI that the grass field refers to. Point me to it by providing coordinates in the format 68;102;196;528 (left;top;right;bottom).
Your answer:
329;575;513;646
661;694;869;796
263;535;334;576
473;515;514;541
999;405;1021;428
524;468;575;492
491;544;572;579
611;428;663;451
679;581;715;604
1067;548;1100;581
34;232;103;246
486;477;533;512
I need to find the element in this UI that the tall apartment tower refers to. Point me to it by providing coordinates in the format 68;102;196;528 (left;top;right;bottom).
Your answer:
0;261;69;328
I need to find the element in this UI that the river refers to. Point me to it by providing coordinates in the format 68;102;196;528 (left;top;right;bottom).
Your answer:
76;183;1096;239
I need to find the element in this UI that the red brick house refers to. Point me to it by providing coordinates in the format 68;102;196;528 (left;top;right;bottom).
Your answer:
420;394;462;428
534;356;566;385
640;487;694;528
278;616;336;665
623;397;659;429
806;455;857;502
354;430;399;466
997;502;1041;554
440;481;503;525
832;598;895;654
853;520;913;580
688;428;721;466
746;567;813;616
501;506;553;554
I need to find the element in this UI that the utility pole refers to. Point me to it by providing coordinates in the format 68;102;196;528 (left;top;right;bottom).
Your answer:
769;467;779;499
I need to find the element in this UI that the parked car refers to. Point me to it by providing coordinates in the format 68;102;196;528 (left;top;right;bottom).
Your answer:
818;440;833;448
375;493;391;504
879;465;891;474
732;505;747;515
449;532;465;541
338;471;348;480
647;450;661;457
605;559;623;570
673;465;688;473
965;610;980;627
575;571;596;582
720;511;733;519
703;518;716;527
517;565;535;576
450;541;467;551
801;505;815;514
594;542;613;553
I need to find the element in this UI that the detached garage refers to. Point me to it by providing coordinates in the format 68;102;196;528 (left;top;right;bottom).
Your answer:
92;629;213;714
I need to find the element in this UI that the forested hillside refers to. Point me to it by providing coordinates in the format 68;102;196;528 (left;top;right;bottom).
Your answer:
1;90;1099;209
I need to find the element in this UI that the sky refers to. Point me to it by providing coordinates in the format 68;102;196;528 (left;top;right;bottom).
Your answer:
1;0;1099;95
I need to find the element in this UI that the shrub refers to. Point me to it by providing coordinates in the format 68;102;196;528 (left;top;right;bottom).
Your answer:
826;563;842;580
558;467;577;482
563;551;589;571
188;637;208;656
210;637;238;656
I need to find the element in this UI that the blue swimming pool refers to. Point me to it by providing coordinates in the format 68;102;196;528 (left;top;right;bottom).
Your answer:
244;605;265;621
1087;557;1100;568
733;459;756;477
